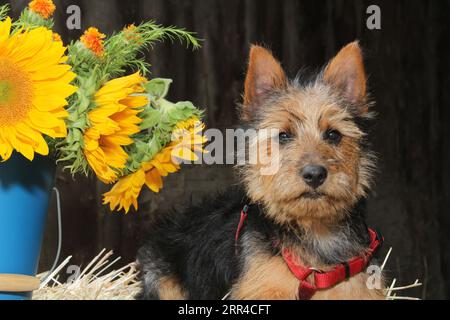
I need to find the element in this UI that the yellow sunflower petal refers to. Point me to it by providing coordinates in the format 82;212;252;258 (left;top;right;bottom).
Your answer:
145;168;163;193
172;146;199;161
0;17;12;46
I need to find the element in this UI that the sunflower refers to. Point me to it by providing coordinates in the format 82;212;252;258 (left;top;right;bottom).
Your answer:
80;27;106;56
83;72;148;184
28;0;56;19
0;17;76;161
103;118;206;213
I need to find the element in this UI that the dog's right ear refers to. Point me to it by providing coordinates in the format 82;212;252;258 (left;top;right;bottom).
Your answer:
243;45;287;120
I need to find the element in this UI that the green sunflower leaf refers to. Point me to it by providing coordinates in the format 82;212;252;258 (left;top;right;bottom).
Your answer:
140;107;162;130
144;78;173;100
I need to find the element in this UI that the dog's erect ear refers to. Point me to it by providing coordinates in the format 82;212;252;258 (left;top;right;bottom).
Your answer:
324;42;367;105
243;45;287;120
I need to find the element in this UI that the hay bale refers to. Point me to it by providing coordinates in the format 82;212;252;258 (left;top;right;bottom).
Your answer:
34;248;420;300
34;249;141;300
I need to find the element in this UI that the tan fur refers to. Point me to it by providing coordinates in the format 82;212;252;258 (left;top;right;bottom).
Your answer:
231;253;384;300
158;276;186;300
243;45;287;120
231;253;299;300
324;41;367;107
312;273;385;300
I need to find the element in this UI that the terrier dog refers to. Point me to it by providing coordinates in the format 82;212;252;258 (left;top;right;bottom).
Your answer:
137;41;385;300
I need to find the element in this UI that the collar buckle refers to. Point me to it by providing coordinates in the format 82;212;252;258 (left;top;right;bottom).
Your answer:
308;267;324;274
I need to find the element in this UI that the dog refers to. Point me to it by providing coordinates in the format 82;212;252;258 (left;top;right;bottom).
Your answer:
136;41;385;300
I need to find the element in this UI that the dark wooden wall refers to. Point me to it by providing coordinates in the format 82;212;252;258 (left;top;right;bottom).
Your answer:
4;0;449;299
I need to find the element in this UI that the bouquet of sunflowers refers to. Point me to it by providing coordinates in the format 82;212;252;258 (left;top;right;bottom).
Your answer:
0;0;206;213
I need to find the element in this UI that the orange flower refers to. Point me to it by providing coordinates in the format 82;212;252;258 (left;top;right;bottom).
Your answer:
52;32;62;43
80;27;106;56
123;24;142;44
28;0;56;19
125;24;137;32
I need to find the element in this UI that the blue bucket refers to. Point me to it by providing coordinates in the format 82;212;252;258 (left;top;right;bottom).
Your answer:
0;153;55;300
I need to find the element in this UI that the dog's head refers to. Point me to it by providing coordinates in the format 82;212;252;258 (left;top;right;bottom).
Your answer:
238;42;376;226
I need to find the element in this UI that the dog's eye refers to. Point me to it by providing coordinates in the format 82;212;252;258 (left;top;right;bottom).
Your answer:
278;132;293;144
324;129;342;145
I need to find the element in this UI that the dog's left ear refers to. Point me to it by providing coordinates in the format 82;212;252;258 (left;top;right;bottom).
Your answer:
324;41;367;107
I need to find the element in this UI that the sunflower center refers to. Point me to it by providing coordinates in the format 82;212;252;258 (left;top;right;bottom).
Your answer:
0;58;34;127
0;82;13;103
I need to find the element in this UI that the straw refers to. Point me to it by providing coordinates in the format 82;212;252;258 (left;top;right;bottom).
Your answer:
34;248;421;300
34;250;141;300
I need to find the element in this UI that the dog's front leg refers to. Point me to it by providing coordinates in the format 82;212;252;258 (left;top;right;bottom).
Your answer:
230;253;299;300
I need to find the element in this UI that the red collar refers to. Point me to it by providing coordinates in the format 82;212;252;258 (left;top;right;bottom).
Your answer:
234;206;384;300
282;227;383;299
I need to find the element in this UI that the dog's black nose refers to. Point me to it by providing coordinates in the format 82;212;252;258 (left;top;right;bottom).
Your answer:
301;165;328;189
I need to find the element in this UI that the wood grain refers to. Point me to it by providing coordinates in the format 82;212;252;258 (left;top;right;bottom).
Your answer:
0;274;40;292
